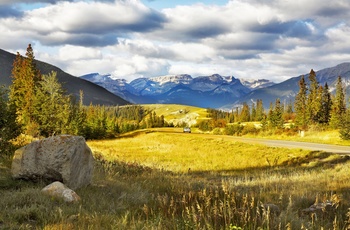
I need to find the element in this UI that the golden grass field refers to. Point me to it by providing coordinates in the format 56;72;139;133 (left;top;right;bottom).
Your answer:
2;126;350;229
142;104;210;126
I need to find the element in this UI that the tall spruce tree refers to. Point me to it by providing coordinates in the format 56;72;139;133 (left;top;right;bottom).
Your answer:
294;75;308;128
33;71;71;136
239;102;250;122
255;99;264;121
330;76;346;128
68;90;87;136
306;69;321;124
318;83;332;124
268;99;284;129
9;44;42;135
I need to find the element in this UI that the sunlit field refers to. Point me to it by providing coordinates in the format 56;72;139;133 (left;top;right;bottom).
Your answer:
89;132;310;172
1;130;350;229
142;104;210;126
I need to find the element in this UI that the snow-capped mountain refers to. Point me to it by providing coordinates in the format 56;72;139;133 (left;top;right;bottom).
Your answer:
240;79;276;90
80;73;265;107
129;74;192;96
80;63;350;109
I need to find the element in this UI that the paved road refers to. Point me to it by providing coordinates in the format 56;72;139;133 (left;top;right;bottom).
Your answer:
154;128;350;154
217;136;350;154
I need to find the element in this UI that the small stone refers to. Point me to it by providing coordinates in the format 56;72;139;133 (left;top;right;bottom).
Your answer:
42;181;81;203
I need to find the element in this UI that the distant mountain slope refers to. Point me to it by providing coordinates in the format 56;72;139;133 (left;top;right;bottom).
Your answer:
231;63;350;110
0;49;129;106
80;73;268;108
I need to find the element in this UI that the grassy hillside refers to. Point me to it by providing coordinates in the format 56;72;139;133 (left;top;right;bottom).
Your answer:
142;104;209;126
1;131;350;229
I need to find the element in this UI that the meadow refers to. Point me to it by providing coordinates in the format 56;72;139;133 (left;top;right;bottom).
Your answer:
142;104;210;127
1;130;350;229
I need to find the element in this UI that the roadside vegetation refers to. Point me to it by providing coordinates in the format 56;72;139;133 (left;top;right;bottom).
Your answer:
2;44;350;229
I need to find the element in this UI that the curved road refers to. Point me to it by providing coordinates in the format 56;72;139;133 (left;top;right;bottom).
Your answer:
154;128;350;154
215;136;350;154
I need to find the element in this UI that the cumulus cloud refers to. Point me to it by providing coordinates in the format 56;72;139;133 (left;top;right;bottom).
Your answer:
2;0;165;47
1;0;350;82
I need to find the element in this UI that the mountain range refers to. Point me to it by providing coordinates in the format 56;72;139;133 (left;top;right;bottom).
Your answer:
81;62;350;109
1;47;350;110
0;48;129;106
80;73;275;108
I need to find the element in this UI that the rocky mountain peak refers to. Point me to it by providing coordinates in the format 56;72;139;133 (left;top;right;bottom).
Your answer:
150;74;193;85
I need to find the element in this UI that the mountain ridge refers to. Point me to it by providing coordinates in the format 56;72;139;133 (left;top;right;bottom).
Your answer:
1;47;349;110
80;73;274;108
81;62;350;109
230;62;350;110
0;49;129;106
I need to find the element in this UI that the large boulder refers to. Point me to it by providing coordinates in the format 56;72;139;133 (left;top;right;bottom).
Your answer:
11;135;94;190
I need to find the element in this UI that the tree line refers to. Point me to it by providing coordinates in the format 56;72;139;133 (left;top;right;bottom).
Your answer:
0;44;169;155
201;69;350;139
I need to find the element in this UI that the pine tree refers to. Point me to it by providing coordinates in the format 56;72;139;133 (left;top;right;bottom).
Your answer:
330;76;346;128
267;102;274;128
0;86;21;155
239;102;250;122
274;98;284;129
294;75;308;129
306;69;321;124
33;71;72;136
255;99;265;121
318;83;332;124
68;90;87;136
9;44;42;135
268;99;283;129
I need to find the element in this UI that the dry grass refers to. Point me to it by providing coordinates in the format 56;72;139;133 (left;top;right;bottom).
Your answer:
88;132;310;172
1;130;350;229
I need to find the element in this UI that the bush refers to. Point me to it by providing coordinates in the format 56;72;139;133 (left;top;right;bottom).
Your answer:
212;128;222;135
241;124;259;135
224;124;244;136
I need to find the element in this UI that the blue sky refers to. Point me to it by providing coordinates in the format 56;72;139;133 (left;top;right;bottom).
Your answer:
0;0;350;83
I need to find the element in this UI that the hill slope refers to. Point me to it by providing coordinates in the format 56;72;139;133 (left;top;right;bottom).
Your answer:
230;63;350;109
0;49;129;106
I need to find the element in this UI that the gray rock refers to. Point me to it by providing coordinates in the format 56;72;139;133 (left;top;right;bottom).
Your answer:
301;201;336;219
11;135;94;190
261;203;281;216
42;181;81;203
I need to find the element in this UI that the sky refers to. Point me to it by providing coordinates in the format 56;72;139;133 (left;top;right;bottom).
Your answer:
1;0;350;83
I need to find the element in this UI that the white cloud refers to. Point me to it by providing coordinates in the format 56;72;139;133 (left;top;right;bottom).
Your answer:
111;55;170;80
58;45;103;61
1;0;350;83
